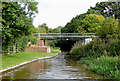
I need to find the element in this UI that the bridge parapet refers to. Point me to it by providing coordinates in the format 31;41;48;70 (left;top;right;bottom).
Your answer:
33;33;98;40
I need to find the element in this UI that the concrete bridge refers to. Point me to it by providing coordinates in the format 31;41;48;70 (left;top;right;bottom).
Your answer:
33;33;98;40
33;33;99;45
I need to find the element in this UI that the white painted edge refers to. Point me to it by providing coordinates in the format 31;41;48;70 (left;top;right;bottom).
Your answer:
0;52;61;74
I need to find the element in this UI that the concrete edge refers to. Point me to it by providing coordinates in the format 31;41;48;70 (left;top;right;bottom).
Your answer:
0;52;61;74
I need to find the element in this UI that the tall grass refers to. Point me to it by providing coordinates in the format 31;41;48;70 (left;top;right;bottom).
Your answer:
80;56;119;79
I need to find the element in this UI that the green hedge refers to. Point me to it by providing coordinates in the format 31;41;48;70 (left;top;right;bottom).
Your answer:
70;39;120;59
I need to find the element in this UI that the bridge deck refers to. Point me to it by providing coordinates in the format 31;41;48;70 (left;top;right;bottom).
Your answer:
33;33;98;39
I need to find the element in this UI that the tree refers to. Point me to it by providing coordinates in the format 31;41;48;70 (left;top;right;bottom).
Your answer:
2;2;38;52
39;23;49;32
97;17;119;39
34;23;49;33
91;2;120;19
51;26;63;33
61;9;101;33
61;13;87;33
77;14;105;33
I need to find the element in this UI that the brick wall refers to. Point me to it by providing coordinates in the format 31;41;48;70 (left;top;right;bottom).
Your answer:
27;40;45;47
26;40;52;53
32;40;45;46
36;40;45;46
24;46;52;53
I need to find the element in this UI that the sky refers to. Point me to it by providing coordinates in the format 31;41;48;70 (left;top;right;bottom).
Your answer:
33;0;105;28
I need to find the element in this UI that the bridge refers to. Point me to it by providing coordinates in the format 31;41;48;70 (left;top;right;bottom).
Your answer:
33;33;98;40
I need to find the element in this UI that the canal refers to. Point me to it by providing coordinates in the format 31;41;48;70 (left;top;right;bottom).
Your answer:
2;53;105;79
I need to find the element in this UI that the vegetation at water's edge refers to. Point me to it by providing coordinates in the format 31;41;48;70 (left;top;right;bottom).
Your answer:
1;47;61;70
79;56;119;79
70;39;120;79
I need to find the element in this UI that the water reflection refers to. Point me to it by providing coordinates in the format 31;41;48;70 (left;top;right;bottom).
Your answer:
2;53;105;79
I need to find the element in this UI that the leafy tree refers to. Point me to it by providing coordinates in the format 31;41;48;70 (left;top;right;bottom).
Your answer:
97;17;119;39
39;23;49;32
91;2;120;19
61;9;101;33
2;2;38;52
34;23;49;33
61;13;87;33
77;26;86;33
51;26;63;33
77;14;105;33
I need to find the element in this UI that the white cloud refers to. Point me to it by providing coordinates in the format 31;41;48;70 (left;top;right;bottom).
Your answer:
33;0;104;28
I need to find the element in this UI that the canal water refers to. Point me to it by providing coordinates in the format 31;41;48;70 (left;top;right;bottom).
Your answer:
2;53;105;79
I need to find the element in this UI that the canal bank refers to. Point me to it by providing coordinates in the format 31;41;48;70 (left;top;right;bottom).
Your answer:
2;53;105;79
0;52;61;75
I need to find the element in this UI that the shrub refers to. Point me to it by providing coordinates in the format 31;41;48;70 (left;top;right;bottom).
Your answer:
97;17;119;39
71;38;120;58
70;38;106;58
106;40;120;56
80;56;119;79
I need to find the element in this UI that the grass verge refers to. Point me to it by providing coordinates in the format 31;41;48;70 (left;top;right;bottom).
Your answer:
1;47;61;69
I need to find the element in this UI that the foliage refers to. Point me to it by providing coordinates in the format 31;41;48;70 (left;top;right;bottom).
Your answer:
77;14;105;33
91;2;120;19
97;17;119;39
34;23;49;33
77;26;86;33
105;39;120;56
70;39;120;79
70;39;103;58
34;23;63;33
70;39;120;58
61;9;101;33
17;36;37;52
51;26;63;33
72;40;84;48
80;56;119;79
70;45;86;59
2;2;38;52
45;40;56;47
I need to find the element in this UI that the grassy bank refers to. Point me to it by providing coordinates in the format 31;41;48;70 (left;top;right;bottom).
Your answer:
70;39;120;79
1;47;61;69
79;56;119;79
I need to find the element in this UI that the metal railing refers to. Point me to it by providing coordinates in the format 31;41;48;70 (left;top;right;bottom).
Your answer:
33;33;98;39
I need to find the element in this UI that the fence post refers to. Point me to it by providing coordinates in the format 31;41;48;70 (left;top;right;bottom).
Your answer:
13;45;16;53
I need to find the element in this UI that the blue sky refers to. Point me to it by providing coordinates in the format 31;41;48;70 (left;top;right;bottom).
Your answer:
33;0;104;28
